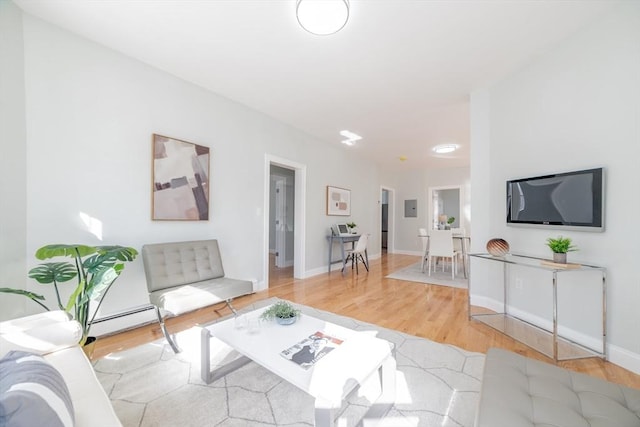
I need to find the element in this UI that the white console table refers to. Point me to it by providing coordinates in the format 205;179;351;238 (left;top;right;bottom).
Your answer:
468;253;606;361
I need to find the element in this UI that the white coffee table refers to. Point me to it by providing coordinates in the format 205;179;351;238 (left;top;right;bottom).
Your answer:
200;304;396;427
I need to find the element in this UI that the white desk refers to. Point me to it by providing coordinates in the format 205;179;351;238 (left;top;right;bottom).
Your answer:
327;234;368;274
418;233;470;278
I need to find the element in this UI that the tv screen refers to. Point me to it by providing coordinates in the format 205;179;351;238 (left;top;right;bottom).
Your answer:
506;168;604;231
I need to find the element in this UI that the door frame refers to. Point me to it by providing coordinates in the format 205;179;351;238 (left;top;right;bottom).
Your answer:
264;155;306;287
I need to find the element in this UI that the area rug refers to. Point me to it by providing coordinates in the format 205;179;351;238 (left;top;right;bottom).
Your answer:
94;298;484;427
386;262;468;289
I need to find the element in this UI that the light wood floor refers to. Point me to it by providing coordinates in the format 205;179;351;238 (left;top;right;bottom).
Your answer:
93;253;640;389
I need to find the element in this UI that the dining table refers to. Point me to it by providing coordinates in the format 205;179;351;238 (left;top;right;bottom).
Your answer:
418;232;470;278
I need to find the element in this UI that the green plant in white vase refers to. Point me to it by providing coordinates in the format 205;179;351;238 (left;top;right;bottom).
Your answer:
346;222;357;234
545;236;577;264
260;300;301;325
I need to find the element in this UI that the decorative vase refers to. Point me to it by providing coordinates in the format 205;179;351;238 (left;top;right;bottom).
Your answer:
276;316;297;325
553;252;567;264
486;238;509;257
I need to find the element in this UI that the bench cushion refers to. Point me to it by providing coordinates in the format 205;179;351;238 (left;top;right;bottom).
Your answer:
149;277;254;316
475;348;640;427
142;240;225;292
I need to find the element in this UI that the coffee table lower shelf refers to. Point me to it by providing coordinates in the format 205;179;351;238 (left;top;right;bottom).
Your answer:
471;313;604;361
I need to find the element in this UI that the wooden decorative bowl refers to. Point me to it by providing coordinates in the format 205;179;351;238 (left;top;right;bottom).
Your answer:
486;238;509;256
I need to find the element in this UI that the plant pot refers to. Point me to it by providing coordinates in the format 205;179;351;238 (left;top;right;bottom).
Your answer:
276;316;297;325
82;336;97;360
553;253;567;264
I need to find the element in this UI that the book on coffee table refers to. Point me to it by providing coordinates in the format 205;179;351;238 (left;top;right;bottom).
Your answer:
280;331;344;369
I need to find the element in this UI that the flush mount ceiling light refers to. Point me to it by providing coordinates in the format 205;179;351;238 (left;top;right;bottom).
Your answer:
296;0;350;36
432;144;459;154
340;129;362;146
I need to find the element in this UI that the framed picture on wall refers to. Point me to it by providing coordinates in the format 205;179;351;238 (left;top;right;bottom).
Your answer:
326;186;351;216
152;134;210;220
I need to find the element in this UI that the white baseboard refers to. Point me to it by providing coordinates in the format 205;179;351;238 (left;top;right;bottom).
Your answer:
608;344;640;375
470;294;640;375
91;309;157;337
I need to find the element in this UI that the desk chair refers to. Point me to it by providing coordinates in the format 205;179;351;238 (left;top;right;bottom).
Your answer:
418;228;429;272
427;229;460;279
342;234;369;274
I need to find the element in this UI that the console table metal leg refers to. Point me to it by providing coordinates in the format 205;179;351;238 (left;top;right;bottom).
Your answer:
602;271;607;360
553;272;558;361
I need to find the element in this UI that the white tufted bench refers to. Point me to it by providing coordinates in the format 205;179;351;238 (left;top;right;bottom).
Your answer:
475;348;640;427
141;239;253;353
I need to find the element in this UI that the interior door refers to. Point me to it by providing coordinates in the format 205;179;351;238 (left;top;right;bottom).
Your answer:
274;179;287;268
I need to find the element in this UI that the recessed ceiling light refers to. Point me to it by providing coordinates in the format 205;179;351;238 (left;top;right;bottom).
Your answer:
432;144;458;154
340;130;362;146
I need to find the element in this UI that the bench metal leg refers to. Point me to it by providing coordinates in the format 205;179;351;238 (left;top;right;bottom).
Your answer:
155;306;181;353
225;299;238;315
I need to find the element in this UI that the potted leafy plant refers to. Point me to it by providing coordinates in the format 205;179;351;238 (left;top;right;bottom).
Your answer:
0;244;138;345
545;236;577;264
446;216;455;229
346;222;357;234
260;300;301;325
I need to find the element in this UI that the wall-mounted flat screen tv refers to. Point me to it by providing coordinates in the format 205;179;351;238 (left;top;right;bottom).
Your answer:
506;167;604;231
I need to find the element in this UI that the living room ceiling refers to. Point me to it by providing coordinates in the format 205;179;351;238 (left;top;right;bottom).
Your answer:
13;0;620;171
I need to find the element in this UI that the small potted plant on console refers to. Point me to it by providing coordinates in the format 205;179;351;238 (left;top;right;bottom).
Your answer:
260;300;301;325
546;236;577;264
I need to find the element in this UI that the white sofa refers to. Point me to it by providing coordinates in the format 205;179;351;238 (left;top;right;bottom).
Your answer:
0;310;121;427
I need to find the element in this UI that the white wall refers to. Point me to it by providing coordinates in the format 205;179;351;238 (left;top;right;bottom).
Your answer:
0;0;27;319
0;10;381;330
470;3;640;373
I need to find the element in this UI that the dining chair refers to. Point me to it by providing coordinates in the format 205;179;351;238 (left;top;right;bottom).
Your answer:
418;228;429;272
427;229;460;279
342;233;369;274
451;227;465;262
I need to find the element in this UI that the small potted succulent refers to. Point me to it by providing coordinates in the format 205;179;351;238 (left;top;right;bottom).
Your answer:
346;222;357;234
546;236;577;264
260;300;301;325
446;216;455;229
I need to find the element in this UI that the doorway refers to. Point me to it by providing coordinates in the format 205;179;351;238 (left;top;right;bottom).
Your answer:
270;166;294;282
380;187;394;254
264;156;306;289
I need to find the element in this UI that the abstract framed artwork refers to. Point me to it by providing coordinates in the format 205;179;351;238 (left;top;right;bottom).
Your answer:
326;185;351;216
152;134;210;220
